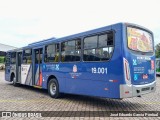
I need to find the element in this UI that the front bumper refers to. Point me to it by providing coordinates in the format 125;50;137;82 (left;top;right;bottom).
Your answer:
120;81;156;98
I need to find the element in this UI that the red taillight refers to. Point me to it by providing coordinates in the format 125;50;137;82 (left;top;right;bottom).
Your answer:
123;58;131;85
125;91;129;94
125;62;129;80
151;60;154;70
109;80;118;82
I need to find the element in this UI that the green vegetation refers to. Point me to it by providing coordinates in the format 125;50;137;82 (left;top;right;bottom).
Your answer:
0;56;5;63
156;58;160;73
155;43;160;58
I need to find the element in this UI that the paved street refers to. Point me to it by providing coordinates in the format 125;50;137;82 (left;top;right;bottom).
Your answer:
0;71;160;120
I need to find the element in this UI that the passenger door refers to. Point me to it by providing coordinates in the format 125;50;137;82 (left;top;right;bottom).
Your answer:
5;52;11;81
33;48;43;87
17;52;22;83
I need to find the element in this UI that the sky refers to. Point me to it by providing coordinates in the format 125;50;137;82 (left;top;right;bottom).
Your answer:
0;0;159;48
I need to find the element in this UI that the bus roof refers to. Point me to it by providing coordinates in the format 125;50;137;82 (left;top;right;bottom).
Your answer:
28;37;56;46
26;22;115;48
6;22;153;52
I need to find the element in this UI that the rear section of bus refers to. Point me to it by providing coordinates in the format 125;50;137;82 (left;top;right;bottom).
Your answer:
120;23;156;98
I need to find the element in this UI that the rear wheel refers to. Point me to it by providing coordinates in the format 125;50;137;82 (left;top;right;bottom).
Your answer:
12;74;19;86
48;78;61;98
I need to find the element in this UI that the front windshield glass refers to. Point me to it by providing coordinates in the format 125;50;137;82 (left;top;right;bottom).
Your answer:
127;27;153;52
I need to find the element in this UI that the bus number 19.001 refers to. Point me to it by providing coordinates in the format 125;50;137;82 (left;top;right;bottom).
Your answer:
91;67;107;74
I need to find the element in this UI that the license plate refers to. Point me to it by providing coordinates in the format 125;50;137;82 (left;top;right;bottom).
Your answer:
142;87;150;91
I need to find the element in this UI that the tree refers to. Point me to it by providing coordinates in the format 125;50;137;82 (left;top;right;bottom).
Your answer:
155;43;160;58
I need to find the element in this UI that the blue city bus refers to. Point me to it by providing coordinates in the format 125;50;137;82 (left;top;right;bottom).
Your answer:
5;23;156;99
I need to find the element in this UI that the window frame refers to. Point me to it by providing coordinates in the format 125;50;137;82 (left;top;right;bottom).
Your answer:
5;52;10;66
35;48;43;64
44;43;60;63
10;52;16;64
83;31;115;62
126;25;154;55
61;38;81;63
22;49;32;64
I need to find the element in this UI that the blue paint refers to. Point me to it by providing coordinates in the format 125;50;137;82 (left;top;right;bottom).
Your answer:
5;23;156;99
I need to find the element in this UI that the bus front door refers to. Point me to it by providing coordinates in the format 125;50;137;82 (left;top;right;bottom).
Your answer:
33;48;43;87
17;52;22;83
5;52;11;81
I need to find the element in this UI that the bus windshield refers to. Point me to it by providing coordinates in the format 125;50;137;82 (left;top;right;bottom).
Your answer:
127;27;153;52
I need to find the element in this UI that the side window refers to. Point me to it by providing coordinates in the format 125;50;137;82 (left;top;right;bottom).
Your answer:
35;49;43;64
11;52;16;64
84;36;98;49
5;52;10;66
23;49;32;64
35;50;39;64
45;43;59;63
61;39;81;62
83;32;114;61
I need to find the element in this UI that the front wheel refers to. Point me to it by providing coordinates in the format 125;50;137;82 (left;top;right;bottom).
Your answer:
12;75;19;86
48;78;61;98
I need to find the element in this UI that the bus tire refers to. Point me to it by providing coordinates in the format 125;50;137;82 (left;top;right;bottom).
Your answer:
48;78;61;98
12;74;18;86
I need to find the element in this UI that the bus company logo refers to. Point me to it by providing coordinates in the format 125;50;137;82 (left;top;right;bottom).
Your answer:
2;112;11;118
70;65;81;78
73;65;77;73
133;59;137;65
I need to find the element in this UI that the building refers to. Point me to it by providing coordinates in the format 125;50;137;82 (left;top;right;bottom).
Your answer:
0;43;17;69
0;43;17;53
